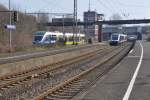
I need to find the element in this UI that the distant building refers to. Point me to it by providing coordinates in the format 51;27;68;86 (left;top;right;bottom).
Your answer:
84;11;104;42
52;18;73;23
52;17;80;23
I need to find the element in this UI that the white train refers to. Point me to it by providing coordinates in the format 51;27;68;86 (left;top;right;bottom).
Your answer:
127;35;137;42
109;33;127;45
32;31;85;45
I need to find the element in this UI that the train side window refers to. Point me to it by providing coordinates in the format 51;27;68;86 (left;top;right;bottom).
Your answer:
50;35;57;41
45;36;50;41
75;37;79;42
120;36;124;41
69;37;73;41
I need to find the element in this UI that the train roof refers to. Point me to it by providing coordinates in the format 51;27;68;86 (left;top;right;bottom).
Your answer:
33;31;85;37
46;32;63;36
65;33;85;37
33;31;46;35
111;33;127;36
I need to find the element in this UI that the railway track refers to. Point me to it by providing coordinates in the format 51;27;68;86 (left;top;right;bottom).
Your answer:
0;44;108;81
0;45;112;89
0;47;116;90
0;43;103;64
33;43;132;100
0;43;132;100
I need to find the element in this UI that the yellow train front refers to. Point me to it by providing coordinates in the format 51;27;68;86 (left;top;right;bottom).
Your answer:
64;33;85;45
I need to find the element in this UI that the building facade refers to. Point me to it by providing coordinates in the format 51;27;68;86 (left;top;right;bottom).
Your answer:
84;11;104;42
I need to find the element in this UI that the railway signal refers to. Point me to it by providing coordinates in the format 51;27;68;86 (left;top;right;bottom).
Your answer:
13;11;18;22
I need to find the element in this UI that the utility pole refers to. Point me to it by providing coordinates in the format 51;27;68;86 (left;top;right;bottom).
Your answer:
89;0;91;11
62;15;65;44
73;0;77;45
9;0;12;52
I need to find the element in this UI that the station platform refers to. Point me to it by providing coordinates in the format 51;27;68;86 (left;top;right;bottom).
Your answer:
74;41;150;100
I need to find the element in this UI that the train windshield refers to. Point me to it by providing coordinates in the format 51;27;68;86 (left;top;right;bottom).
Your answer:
33;32;45;41
112;35;118;40
34;36;43;41
45;35;57;41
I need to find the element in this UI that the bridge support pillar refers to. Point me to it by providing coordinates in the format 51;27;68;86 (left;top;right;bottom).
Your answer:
98;24;103;42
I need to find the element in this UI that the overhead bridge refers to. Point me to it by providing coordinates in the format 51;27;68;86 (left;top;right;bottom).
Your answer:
102;19;150;25
40;19;150;42
41;19;150;26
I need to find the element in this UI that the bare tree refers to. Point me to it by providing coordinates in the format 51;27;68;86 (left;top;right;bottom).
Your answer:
37;13;49;23
110;13;122;20
37;12;49;31
0;4;38;52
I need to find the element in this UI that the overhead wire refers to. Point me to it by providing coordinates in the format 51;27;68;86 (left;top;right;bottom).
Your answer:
96;0;114;13
106;0;129;19
96;0;126;21
111;0;145;19
115;0;150;8
43;0;62;12
103;0;119;13
38;0;72;13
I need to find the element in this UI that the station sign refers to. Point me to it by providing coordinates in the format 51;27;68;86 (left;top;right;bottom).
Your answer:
4;24;16;30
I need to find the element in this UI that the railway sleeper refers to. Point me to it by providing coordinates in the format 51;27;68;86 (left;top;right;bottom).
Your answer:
0;87;8;90
56;91;79;96
69;83;86;87
55;89;79;94
16;81;26;85
47;94;72;99
62;84;79;90
9;83;18;86
53;92;75;96
69;80;86;84
59;87;83;95
64;88;81;91
6;85;14;88
63;85;83;90
0;77;30;89
56;88;81;94
50;95;75;99
44;96;67;100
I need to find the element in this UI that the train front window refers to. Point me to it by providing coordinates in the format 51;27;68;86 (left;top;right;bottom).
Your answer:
44;35;57;41
34;36;43;41
50;35;57;41
112;35;118;40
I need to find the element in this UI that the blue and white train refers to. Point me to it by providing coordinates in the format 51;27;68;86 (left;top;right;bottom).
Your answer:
109;33;127;45
32;31;85;45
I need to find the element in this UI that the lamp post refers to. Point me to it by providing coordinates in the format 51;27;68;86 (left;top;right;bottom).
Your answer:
9;0;12;52
73;0;77;45
62;15;65;44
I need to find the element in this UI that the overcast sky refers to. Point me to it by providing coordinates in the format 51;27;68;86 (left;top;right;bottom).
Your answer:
0;0;150;20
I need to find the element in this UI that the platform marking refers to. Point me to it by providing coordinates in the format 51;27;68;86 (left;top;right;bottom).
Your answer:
129;49;134;54
123;41;143;100
128;56;140;58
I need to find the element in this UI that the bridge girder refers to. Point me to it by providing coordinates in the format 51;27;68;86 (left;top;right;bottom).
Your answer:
40;19;150;26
